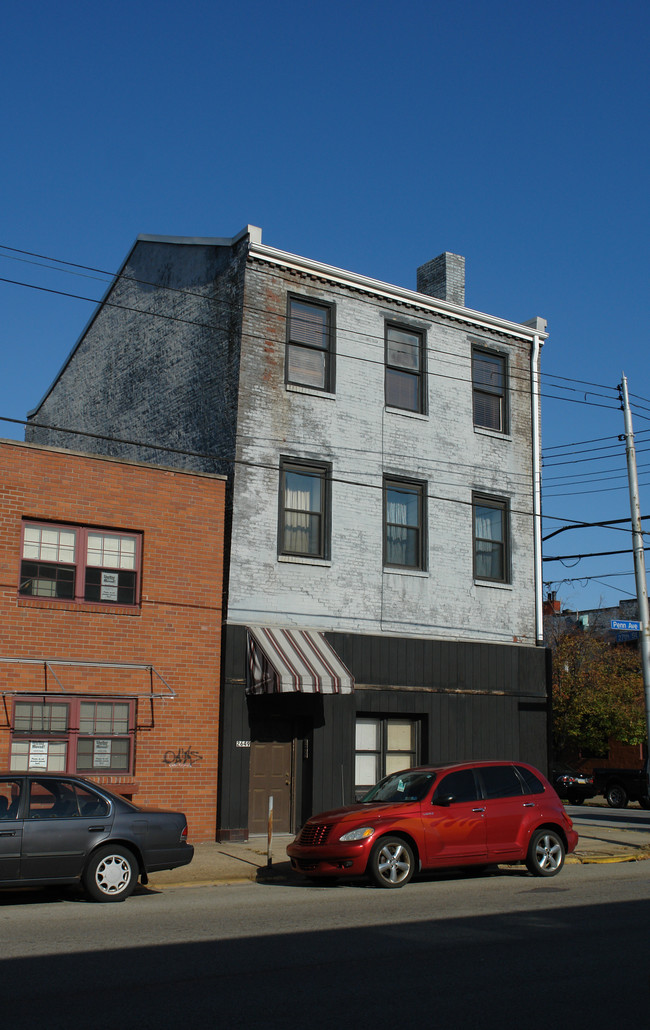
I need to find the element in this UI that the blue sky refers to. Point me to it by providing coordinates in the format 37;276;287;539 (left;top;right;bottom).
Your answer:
2;0;649;614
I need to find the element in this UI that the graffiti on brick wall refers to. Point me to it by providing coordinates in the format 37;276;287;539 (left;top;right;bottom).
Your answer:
163;745;203;767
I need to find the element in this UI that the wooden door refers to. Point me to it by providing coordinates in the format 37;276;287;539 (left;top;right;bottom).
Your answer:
248;739;293;835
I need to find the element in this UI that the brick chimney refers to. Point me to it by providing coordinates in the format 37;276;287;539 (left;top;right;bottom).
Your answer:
417;252;465;306
543;590;561;616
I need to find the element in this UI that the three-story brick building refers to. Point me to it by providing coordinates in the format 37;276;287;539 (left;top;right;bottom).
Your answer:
25;226;549;840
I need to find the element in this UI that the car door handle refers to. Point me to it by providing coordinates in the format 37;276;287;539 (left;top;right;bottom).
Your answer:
0;830;17;837
523;803;535;808
88;826;107;832
472;807;486;813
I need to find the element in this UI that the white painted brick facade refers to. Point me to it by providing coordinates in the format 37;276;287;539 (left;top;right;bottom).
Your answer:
228;255;540;646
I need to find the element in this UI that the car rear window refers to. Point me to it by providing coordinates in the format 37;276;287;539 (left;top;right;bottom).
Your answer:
479;765;524;799
515;765;545;795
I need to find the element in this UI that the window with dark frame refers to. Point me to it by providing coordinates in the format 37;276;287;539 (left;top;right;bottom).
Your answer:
286;297;334;392
473;494;509;582
355;716;420;796
19;521;141;605
472;348;507;432
384;477;426;570
385;324;425;413
10;697;135;774
279;459;330;559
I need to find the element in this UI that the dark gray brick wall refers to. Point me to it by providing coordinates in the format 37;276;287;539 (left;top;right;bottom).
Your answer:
26;237;249;476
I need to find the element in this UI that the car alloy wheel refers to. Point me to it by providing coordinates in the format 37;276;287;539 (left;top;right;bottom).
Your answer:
369;836;414;888
526;829;565;877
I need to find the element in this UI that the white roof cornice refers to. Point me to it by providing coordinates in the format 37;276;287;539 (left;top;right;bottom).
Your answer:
249;241;548;343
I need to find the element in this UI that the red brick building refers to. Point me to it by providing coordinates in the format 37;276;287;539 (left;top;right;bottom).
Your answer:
0;440;225;840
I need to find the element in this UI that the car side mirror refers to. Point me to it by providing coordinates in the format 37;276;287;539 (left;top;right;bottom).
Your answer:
433;794;454;807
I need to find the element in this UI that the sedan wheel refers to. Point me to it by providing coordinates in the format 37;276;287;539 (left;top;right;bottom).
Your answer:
526;829;565;877
369;836;414;889
83;845;137;902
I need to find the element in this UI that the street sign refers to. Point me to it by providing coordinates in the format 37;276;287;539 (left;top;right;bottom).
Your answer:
611;619;642;632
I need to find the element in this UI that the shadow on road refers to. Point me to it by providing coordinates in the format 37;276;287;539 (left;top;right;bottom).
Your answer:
1;894;648;1028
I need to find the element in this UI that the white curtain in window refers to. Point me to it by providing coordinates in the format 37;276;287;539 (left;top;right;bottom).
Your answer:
285;484;312;552
386;498;408;564
475;506;503;579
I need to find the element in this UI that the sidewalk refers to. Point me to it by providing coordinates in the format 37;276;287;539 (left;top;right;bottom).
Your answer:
147;813;650;889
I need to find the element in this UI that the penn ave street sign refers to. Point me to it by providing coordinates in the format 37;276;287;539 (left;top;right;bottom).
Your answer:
611;619;642;632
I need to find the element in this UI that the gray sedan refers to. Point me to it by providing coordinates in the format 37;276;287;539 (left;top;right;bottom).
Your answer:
0;773;193;901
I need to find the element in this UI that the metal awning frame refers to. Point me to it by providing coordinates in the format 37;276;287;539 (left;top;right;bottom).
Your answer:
0;656;176;699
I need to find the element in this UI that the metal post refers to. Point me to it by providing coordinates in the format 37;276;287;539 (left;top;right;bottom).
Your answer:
620;374;650;757
267;794;273;866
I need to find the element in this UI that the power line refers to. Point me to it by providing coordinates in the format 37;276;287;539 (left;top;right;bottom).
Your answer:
542;479;650;499
2;240;645;419
3;412;643;536
543;547;650;562
2;243;644;516
0;244;626;406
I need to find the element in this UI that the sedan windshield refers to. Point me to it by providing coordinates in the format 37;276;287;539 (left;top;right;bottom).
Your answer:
361;770;436;803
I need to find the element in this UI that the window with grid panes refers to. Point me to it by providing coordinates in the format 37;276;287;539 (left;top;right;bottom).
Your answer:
10;698;134;774
355;717;419;795
19;521;141;605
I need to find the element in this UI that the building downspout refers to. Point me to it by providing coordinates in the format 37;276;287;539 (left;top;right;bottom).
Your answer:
528;322;546;645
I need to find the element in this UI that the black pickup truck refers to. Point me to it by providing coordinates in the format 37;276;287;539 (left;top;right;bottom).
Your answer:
592;762;650;809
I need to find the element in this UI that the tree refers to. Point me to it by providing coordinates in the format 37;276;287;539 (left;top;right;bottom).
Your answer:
552;631;646;757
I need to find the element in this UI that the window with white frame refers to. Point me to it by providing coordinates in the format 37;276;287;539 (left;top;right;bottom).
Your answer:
355;717;419;795
383;477;426;570
10;697;134;774
385;324;426;412
472;348;507;432
473;494;509;582
286;297;334;391
19;521;141;605
279;459;330;559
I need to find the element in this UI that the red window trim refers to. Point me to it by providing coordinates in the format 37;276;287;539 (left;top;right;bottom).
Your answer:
19;519;142;607
11;695;136;777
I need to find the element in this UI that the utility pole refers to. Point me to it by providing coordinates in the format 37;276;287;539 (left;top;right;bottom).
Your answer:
620;374;650;760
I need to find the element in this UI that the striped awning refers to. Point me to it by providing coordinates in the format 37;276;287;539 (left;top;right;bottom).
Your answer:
246;626;354;695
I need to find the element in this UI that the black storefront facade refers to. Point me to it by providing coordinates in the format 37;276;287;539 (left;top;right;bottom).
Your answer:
217;625;550;841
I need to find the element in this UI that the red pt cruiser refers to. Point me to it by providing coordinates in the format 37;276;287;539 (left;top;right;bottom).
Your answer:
287;760;578;888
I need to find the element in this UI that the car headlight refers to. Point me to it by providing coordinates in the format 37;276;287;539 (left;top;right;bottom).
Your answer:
339;826;375;842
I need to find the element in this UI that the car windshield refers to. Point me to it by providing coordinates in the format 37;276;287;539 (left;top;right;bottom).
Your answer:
361;770;436;803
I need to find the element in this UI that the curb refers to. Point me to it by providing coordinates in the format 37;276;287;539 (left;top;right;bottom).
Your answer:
148;849;650;889
568;847;650;865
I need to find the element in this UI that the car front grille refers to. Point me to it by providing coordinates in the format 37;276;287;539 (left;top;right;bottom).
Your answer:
298;823;331;846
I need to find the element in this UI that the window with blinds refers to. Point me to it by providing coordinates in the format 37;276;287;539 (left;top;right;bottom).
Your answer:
472;348;507;432
286;297;334;392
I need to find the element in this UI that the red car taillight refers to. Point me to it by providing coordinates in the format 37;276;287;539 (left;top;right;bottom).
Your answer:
181;823;188;842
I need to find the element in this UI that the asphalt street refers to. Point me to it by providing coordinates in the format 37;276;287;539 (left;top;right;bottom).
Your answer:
0;859;648;1029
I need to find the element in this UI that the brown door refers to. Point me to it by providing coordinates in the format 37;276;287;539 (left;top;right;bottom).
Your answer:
248;740;293;835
